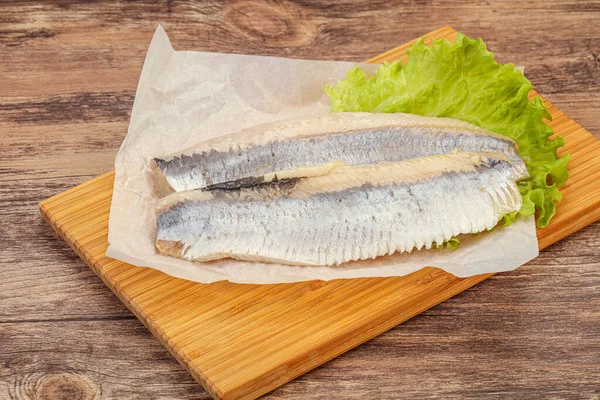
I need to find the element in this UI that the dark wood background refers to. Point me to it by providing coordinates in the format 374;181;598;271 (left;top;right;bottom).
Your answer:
1;1;599;399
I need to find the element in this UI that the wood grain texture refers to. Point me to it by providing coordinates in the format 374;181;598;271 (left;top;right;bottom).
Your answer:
35;25;600;400
1;1;599;399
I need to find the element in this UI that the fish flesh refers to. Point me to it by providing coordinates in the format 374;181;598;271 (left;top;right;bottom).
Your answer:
155;152;523;267
155;152;522;266
153;113;527;194
152;112;528;196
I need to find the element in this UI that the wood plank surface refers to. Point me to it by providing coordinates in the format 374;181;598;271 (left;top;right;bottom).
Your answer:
1;2;599;399
35;25;600;399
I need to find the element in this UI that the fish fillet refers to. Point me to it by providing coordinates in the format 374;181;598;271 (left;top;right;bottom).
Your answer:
155;152;523;267
152;112;528;196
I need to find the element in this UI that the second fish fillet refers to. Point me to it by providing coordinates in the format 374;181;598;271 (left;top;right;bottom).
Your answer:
155;152;524;267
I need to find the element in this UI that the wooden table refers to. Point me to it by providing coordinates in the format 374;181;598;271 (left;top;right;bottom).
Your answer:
1;1;599;399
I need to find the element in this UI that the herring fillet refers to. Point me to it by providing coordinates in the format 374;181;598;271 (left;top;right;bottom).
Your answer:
152;112;528;196
155;152;523;267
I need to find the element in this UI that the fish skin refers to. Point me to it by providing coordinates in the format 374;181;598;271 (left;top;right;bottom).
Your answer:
155;152;523;267
152;112;528;196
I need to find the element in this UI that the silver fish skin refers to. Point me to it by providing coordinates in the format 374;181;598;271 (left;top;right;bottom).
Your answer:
152;112;528;196
155;152;523;267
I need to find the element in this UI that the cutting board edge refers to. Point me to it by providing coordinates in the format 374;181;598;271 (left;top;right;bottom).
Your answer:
39;198;224;399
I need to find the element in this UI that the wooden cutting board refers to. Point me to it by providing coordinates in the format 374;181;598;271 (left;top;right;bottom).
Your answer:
39;26;600;400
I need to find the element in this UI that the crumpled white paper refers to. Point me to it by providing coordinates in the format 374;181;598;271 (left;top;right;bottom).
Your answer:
106;26;539;284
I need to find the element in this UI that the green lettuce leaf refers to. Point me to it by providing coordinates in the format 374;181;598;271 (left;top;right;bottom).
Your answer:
434;237;460;250
325;33;569;227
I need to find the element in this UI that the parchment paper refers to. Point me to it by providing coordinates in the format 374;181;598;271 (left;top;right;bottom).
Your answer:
106;26;539;284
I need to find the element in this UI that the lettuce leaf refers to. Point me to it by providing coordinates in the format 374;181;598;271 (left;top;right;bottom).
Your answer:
325;33;568;227
434;237;460;250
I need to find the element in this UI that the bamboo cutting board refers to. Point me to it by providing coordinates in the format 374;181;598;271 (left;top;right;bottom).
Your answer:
39;26;600;400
